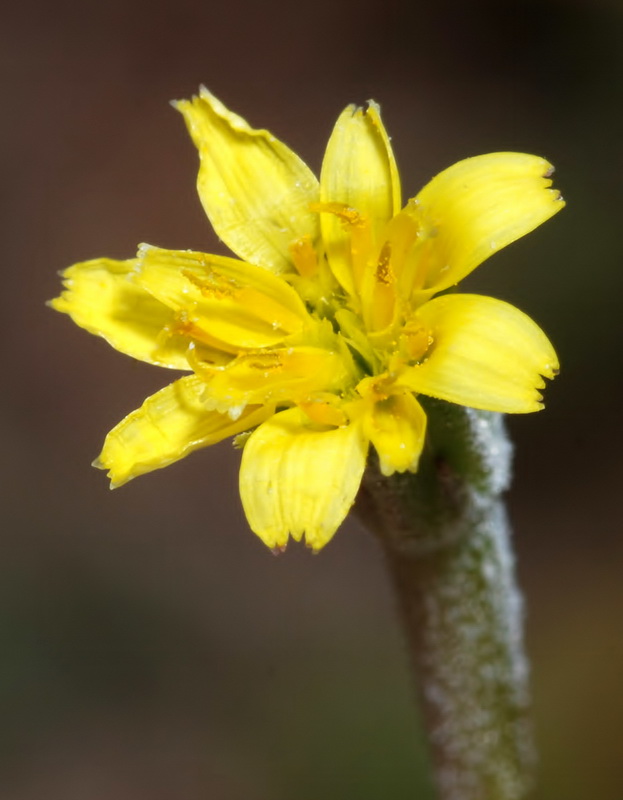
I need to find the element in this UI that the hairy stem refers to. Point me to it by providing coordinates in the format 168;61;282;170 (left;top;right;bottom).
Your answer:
357;399;534;800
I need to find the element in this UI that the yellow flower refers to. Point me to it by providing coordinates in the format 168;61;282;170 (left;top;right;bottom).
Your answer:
51;88;563;552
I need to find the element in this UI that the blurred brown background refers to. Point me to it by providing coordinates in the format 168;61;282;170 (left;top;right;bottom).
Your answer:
2;0;623;797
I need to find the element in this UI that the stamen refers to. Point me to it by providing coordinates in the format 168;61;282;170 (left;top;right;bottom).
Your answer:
375;242;393;285
241;351;284;372
181;268;237;299
356;374;393;403
400;319;434;363
310;202;366;228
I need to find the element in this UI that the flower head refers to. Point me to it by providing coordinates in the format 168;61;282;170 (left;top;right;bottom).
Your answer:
51;88;563;551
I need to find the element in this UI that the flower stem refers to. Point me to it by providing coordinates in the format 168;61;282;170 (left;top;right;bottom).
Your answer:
357;399;535;800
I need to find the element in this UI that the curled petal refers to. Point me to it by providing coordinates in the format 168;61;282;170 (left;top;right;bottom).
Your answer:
95;375;273;487
239;408;368;551
50;258;191;369
398;294;559;413
319;102;401;295
135;245;309;352
175;88;319;273
362;391;427;476
403;153;564;300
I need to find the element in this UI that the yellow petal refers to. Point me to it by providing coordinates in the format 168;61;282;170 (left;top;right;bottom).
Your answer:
361;391;427;476
319;102;401;295
50;258;191;369
398;294;559;413
174;88;319;273
135;245;310;352
403;153;564;300
239;408;368;551
204;345;354;415
95;375;273;487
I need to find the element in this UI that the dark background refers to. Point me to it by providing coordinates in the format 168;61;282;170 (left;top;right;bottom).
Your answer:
3;0;622;797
